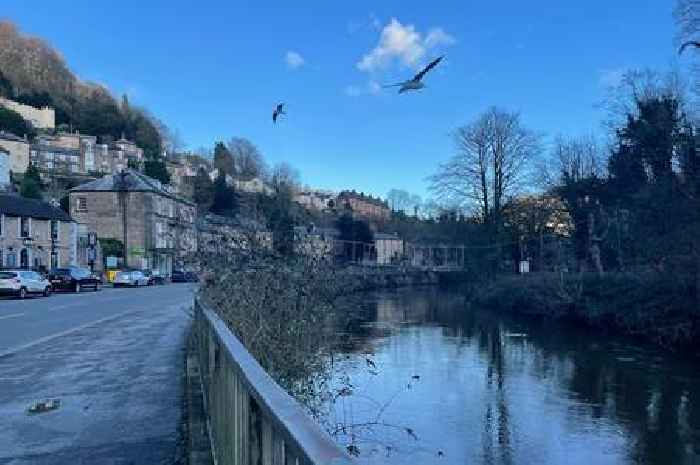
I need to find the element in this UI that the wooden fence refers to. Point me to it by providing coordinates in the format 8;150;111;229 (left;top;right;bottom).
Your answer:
193;299;354;465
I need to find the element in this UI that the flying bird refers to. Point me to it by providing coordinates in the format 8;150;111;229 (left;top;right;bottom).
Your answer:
679;41;700;55
383;56;444;94
272;103;286;123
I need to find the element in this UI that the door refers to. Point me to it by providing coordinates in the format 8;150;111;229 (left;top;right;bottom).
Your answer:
20;249;28;268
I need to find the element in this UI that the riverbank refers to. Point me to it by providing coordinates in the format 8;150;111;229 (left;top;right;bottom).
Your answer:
468;271;700;355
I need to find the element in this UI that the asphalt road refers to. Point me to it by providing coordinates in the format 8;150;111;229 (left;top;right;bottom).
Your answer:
0;283;195;465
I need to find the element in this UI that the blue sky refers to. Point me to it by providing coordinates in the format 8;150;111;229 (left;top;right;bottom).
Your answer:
1;1;681;199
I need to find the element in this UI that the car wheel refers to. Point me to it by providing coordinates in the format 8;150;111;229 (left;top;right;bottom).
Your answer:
19;287;27;299
44;286;52;297
75;282;81;293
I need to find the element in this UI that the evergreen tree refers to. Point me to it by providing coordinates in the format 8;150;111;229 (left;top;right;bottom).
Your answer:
213;142;235;177
144;159;170;184
0;106;35;138
210;172;238;216
193;167;214;208
20;164;43;199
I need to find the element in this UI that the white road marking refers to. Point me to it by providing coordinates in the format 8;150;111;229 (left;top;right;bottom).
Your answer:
0;308;138;359
0;313;25;321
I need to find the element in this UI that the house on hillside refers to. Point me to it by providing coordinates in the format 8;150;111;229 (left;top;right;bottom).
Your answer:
0;194;77;270
337;190;390;221
69;169;197;275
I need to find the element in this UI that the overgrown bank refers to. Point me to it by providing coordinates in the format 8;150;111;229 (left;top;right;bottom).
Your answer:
468;272;700;355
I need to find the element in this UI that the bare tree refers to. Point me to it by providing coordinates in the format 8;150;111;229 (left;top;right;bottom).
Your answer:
539;135;604;189
676;0;700;100
270;161;300;190
429;107;541;225
227;137;267;180
602;69;692;130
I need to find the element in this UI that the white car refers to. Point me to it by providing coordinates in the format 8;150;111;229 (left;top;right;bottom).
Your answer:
113;270;150;288
0;270;52;299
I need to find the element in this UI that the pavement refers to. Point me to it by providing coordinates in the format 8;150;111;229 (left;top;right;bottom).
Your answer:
0;283;196;465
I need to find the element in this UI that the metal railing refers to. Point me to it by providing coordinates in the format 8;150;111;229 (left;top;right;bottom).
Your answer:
194;299;354;465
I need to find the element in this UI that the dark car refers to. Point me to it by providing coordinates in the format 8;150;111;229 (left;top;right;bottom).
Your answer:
171;270;198;283
143;269;165;285
48;267;101;293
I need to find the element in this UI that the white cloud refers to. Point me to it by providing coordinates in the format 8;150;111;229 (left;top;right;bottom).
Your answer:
357;18;455;73
424;28;456;49
599;68;625;88
285;51;305;69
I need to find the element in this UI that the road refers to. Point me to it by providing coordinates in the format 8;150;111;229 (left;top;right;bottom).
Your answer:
0;283;195;465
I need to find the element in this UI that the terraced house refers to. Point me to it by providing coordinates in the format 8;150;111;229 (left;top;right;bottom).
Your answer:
69;169;197;276
0;194;77;270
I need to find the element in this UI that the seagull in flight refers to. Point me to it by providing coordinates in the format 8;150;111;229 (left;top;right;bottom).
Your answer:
272;103;286;123
383;56;444;94
679;41;700;54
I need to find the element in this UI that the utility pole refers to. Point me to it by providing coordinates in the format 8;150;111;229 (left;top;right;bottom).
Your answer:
118;171;128;267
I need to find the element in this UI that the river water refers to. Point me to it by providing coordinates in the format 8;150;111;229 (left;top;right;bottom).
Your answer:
328;287;700;465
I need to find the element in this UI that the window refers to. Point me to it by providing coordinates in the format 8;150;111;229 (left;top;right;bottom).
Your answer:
20;217;30;238
0;214;3;237
51;220;59;241
76;197;88;212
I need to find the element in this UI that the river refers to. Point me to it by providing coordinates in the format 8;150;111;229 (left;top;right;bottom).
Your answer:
327;286;700;465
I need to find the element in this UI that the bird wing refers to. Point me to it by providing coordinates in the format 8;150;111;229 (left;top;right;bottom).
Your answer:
277;103;285;112
382;82;405;88
413;56;444;81
679;41;700;54
272;111;278;123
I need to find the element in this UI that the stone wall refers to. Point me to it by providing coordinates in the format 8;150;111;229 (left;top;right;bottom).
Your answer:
0;97;55;129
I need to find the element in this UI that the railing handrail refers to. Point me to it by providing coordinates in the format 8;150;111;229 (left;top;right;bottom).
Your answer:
196;299;354;465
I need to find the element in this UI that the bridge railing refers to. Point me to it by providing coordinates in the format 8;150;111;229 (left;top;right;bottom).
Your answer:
194;299;354;465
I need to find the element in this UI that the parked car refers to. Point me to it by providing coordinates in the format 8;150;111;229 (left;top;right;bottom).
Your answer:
0;270;52;299
113;270;149;287
171;269;198;283
143;269;165;285
48;267;101;293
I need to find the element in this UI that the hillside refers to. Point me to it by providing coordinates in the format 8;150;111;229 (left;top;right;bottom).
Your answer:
0;20;166;176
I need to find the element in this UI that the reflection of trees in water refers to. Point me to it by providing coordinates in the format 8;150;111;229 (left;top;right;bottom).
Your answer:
335;287;700;464
451;297;700;464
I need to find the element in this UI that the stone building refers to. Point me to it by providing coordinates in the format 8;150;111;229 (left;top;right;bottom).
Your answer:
30;133;141;179
0;97;55;130
337;190;390;221
69;169;197;275
0;194;77;270
0;131;30;175
294;189;336;211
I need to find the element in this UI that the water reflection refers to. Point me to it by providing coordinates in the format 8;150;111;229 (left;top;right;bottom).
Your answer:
331;287;700;465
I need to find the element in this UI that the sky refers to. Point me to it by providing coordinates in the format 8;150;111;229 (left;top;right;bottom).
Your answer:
0;0;683;199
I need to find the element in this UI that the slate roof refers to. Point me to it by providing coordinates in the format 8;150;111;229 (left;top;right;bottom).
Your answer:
70;169;195;206
0;194;73;221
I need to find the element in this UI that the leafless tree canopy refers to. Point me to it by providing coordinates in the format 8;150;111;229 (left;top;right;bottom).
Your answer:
226;137;268;180
539;135;605;189
270;161;301;190
428;107;541;223
675;0;700;99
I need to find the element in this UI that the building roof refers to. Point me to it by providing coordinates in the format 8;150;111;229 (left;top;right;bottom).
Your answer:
374;232;402;241
0;194;73;221
70;169;195;206
0;131;28;143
